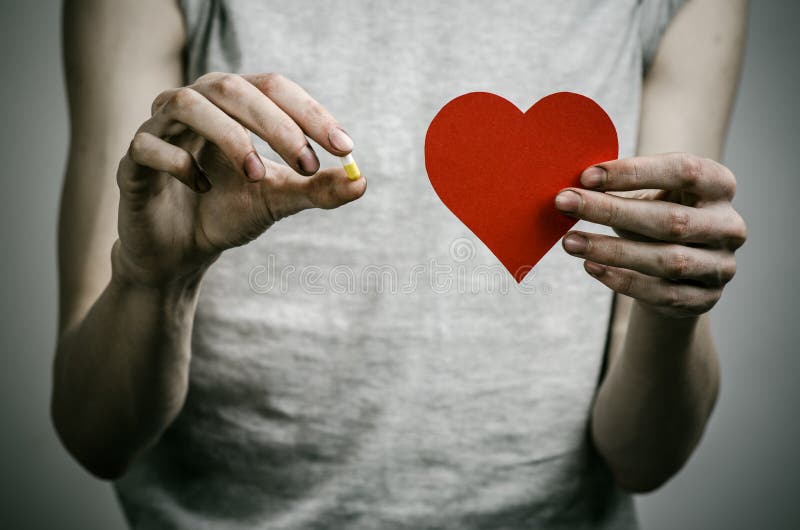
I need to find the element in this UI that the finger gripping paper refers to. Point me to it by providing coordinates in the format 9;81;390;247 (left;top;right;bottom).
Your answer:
424;92;619;283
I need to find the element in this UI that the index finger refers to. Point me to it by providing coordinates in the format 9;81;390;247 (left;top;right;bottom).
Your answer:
245;73;354;157
581;153;736;200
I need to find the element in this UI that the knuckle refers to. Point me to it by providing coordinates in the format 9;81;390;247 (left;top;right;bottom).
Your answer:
662;282;684;310
717;256;737;285
664;250;691;278
272;118;303;144
117;152;130;176
665;208;692;240
115;166;130;193
601;196;622;226
724;211;748;249
613;158;639;188
260;72;286;94
151;90;173;115
115;165;125;189
196;71;224;84
614;270;635;295
129;132;149;159
660;283;718;316
168;87;200;114
303;170;323;198
626;158;643;187
698;290;721;314
211;73;244;98
677;153;704;189
221;122;253;156
608;240;625;266
116;154;140;195
172;150;195;178
721;165;738;198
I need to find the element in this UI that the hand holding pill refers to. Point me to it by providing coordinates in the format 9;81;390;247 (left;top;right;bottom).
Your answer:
117;72;366;286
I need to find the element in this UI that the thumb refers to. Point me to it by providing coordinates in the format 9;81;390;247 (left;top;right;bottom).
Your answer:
261;160;367;221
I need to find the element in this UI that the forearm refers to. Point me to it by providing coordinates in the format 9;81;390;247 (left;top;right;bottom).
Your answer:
52;244;204;479
591;301;719;492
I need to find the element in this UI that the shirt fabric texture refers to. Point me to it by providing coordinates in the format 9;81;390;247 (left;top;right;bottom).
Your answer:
115;1;686;528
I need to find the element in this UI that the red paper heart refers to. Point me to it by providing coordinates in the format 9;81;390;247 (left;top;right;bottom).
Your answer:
424;92;618;283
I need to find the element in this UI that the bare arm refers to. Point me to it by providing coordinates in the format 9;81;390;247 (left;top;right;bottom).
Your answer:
589;0;749;492
54;0;365;479
54;0;189;479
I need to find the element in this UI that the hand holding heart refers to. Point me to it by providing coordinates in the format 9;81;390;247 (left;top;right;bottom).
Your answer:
556;153;746;319
425;92;745;318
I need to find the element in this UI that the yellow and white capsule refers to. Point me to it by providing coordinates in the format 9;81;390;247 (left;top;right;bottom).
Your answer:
340;153;361;181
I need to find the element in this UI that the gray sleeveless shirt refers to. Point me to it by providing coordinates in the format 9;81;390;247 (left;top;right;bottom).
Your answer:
115;1;685;528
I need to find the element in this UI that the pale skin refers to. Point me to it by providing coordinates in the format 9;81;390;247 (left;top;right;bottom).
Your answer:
53;0;748;494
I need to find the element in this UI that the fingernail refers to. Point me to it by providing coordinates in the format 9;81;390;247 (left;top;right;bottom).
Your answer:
195;172;212;193
555;190;581;213
329;127;354;152
581;167;606;188
585;261;606;277
297;145;320;174
244;151;265;181
563;233;587;254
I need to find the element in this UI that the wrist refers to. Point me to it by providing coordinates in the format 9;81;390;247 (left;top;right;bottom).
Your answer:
107;272;204;356
110;239;213;294
632;299;701;329
109;241;210;326
625;300;701;367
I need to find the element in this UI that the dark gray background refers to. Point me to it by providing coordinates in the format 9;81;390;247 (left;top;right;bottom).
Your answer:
1;1;797;528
